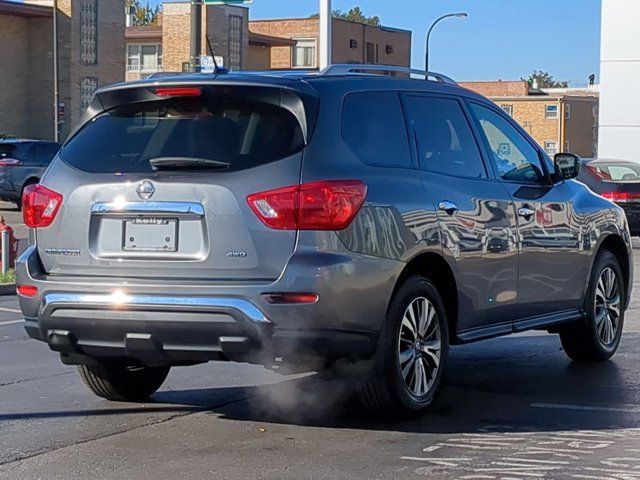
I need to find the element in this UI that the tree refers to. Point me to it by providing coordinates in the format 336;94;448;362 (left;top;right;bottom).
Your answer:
310;7;381;26
524;70;569;89
126;0;161;27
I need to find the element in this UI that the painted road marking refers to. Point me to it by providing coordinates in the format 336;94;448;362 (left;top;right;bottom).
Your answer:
0;306;21;314
0;319;23;327
532;402;640;414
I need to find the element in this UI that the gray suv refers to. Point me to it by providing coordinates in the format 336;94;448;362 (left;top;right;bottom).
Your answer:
16;66;633;415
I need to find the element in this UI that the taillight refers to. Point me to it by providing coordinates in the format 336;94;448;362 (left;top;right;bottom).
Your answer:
17;285;38;298
153;87;202;97
601;191;640;203
247;180;367;230
0;158;22;167
22;184;63;228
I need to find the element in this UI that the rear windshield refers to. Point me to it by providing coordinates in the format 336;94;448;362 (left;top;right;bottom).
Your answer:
59;92;306;173
0;144;27;159
587;162;640;182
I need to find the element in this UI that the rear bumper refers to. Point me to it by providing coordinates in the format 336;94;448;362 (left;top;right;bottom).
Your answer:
17;244;401;366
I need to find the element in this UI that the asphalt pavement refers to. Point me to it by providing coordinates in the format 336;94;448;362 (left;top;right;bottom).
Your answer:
2;202;640;479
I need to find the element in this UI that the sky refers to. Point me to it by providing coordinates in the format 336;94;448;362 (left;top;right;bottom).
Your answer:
150;0;601;84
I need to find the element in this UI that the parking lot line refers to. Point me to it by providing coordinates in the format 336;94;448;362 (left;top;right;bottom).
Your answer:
531;402;640;414
0;319;23;327
0;306;21;314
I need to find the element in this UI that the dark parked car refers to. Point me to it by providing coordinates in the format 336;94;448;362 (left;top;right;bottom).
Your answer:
16;66;633;415
578;158;640;235
0;139;61;206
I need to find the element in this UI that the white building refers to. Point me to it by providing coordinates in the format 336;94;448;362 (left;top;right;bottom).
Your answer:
599;0;640;161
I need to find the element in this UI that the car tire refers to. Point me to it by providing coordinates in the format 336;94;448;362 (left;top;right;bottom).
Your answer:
560;250;625;362
78;361;170;402
356;276;449;416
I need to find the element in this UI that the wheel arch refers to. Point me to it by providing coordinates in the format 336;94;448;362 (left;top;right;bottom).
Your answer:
391;252;459;343
593;233;631;308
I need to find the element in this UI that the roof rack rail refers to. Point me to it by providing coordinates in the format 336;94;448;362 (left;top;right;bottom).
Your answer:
320;64;457;85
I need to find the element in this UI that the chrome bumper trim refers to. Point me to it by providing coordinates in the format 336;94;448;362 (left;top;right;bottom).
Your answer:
41;293;270;324
91;202;205;217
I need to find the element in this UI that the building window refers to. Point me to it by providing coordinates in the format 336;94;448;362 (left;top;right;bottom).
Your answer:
501;104;514;116
228;15;243;71
349;39;358;49
545;104;559;119
386;44;394;55
544;141;558;155
80;0;98;65
81;77;98;112
565;103;571;120
127;44;162;72
292;38;316;68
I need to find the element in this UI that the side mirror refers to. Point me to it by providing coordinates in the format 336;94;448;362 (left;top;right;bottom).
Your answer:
554;153;581;181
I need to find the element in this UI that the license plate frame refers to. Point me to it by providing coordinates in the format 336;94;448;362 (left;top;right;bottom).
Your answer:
122;217;178;252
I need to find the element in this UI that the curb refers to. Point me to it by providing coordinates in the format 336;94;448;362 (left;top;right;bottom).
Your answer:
0;283;16;296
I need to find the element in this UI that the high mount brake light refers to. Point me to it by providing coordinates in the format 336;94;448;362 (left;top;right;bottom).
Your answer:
153;87;202;97
247;180;367;231
22;184;63;228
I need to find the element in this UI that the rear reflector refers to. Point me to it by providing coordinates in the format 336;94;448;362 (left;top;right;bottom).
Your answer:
22;184;63;228
0;158;22;167
262;293;319;304
17;285;38;298
153;87;202;97
247;180;367;230
601;191;640;203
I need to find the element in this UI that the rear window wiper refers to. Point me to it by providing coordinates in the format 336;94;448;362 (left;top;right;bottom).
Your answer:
149;157;231;171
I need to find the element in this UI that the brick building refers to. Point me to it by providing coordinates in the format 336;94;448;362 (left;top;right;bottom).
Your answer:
461;80;599;158
0;0;125;141
249;17;412;69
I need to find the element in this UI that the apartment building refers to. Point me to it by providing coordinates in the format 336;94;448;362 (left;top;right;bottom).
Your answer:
249;17;412;69
0;0;125;140
461;80;599;158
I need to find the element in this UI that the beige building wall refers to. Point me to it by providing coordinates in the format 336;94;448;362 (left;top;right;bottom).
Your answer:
27;17;56;140
493;97;599;158
246;44;271;70
0;15;30;138
249;17;411;69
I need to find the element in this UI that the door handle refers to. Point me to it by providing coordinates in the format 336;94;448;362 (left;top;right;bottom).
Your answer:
438;200;459;215
518;206;535;219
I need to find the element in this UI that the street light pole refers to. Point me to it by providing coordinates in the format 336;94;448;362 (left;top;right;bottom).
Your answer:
425;12;468;72
53;0;59;142
319;0;331;70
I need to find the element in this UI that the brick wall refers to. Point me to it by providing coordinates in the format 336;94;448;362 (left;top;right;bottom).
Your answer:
461;81;530;97
249;17;411;69
0;15;30;137
493;99;561;152
162;2;192;72
564;97;599;158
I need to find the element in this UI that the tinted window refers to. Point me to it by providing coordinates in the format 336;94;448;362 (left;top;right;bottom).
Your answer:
60;93;306;174
0;143;30;160
32;143;61;165
405;96;486;179
342;92;411;168
470;103;545;184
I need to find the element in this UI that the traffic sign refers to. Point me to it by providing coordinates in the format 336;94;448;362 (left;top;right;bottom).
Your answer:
203;0;253;4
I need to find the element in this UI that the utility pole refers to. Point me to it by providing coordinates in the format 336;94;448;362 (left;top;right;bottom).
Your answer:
53;0;59;142
319;0;331;70
190;0;203;73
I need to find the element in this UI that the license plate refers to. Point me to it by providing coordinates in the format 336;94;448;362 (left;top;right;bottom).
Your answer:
123;218;178;252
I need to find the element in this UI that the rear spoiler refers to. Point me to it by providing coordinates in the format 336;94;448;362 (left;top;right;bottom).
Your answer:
69;77;320;145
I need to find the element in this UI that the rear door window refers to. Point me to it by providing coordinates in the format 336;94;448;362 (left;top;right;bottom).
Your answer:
59;90;307;173
342;91;411;168
404;95;487;179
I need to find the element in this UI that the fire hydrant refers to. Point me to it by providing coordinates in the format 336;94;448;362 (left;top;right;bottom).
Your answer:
0;217;18;270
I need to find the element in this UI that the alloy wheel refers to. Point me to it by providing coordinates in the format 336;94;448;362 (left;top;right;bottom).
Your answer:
595;267;621;346
397;296;442;398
